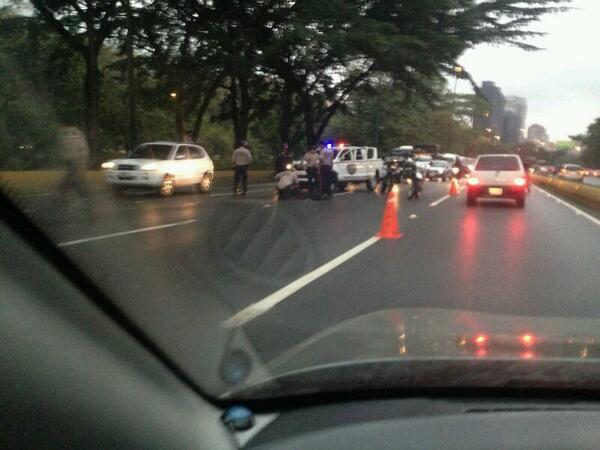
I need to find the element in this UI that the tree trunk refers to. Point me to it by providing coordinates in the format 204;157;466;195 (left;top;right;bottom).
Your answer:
238;74;251;141
84;47;101;164
175;93;185;141
229;76;242;144
279;81;293;146
192;71;225;142
124;0;138;151
302;87;315;146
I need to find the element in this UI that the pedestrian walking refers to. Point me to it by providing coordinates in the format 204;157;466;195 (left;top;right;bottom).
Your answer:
232;140;253;195
303;146;320;197
319;143;335;198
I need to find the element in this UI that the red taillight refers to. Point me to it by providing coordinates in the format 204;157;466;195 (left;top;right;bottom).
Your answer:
520;333;535;347
467;177;479;186
514;177;526;187
474;334;488;346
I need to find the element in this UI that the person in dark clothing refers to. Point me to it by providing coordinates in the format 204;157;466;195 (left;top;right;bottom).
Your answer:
319;143;335;198
303;146;320;196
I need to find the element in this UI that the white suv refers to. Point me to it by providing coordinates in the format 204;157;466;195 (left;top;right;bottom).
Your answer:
467;154;527;208
102;142;214;196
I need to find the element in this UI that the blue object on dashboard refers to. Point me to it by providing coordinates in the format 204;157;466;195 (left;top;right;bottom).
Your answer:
222;406;255;431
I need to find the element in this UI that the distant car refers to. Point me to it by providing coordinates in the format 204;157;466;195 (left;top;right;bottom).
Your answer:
467;154;528;208
558;164;585;182
102;142;214;196
426;160;453;181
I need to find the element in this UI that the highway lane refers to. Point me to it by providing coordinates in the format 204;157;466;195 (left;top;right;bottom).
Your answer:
16;178;600;365
241;184;600;361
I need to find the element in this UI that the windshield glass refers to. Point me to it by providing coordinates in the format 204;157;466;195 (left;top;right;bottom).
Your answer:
130;145;172;160
476;156;521;171
2;0;600;403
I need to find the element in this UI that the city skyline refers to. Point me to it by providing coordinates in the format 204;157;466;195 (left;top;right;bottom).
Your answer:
457;0;600;142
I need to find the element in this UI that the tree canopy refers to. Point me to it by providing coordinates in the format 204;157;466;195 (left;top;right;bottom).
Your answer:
0;0;570;167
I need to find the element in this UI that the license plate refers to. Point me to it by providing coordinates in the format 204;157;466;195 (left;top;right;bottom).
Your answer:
118;174;136;180
488;187;503;196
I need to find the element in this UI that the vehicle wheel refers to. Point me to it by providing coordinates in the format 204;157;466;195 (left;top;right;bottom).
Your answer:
366;175;377;191
336;182;348;192
467;193;477;206
516;193;525;208
198;172;214;193
159;175;175;197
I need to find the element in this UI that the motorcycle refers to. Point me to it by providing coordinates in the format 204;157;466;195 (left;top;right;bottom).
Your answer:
382;158;405;193
405;168;424;200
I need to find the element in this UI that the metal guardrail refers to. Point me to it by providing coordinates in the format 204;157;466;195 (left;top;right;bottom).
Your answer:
532;174;600;210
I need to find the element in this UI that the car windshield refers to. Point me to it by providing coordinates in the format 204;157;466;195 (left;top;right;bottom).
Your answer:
476;156;521;171
2;0;600;403
130;145;172;160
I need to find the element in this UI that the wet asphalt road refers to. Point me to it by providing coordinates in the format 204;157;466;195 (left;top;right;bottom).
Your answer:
19;178;600;362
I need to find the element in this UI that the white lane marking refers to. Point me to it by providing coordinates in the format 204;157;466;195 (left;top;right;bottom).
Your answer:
58;219;197;247
210;188;273;198
429;195;450;207
223;236;382;328
533;185;600;227
263;204;271;208
409;214;418;219
333;191;352;197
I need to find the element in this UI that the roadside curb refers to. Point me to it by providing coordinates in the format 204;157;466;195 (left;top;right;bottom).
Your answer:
532;174;600;211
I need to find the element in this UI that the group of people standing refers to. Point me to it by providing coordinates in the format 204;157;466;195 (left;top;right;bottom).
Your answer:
274;143;336;199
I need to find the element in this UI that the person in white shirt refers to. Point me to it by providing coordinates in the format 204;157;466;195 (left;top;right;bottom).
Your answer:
231;140;253;195
275;165;300;199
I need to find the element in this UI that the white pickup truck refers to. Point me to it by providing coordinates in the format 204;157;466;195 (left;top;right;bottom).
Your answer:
294;146;384;191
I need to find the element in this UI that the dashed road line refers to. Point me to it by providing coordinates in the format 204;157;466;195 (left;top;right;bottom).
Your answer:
58;219;197;247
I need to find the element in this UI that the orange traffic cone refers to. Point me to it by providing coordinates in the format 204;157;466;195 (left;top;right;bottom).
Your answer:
377;186;403;240
449;177;459;196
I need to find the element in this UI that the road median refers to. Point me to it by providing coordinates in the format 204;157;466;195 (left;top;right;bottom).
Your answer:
532;174;600;210
0;170;275;195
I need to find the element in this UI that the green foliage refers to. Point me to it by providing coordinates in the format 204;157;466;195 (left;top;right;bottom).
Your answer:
574;118;600;167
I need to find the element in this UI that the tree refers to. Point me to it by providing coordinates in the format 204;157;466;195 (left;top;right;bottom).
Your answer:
30;0;119;161
572;118;600;168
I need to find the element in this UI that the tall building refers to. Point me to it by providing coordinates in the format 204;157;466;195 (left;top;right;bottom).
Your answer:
502;96;527;144
473;81;505;140
527;124;549;144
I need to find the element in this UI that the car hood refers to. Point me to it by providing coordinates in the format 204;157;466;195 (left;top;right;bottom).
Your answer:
222;308;600;399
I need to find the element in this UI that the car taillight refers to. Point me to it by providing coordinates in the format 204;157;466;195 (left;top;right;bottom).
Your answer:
514;177;526;187
474;334;488;346
520;333;535;347
467;177;479;186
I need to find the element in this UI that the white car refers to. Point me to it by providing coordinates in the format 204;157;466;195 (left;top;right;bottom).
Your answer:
467;154;528;208
102;142;214;196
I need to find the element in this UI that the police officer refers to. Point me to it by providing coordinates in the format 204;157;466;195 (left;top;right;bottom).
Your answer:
319;143;335;198
231;140;253;195
303;145;320;196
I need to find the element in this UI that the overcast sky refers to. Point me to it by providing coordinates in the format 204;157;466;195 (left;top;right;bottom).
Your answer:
456;0;600;141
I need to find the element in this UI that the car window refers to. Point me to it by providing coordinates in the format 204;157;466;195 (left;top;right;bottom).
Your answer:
340;150;352;161
367;148;375;159
188;146;205;159
130;144;172;160
475;156;521;171
175;146;189;160
355;149;364;160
